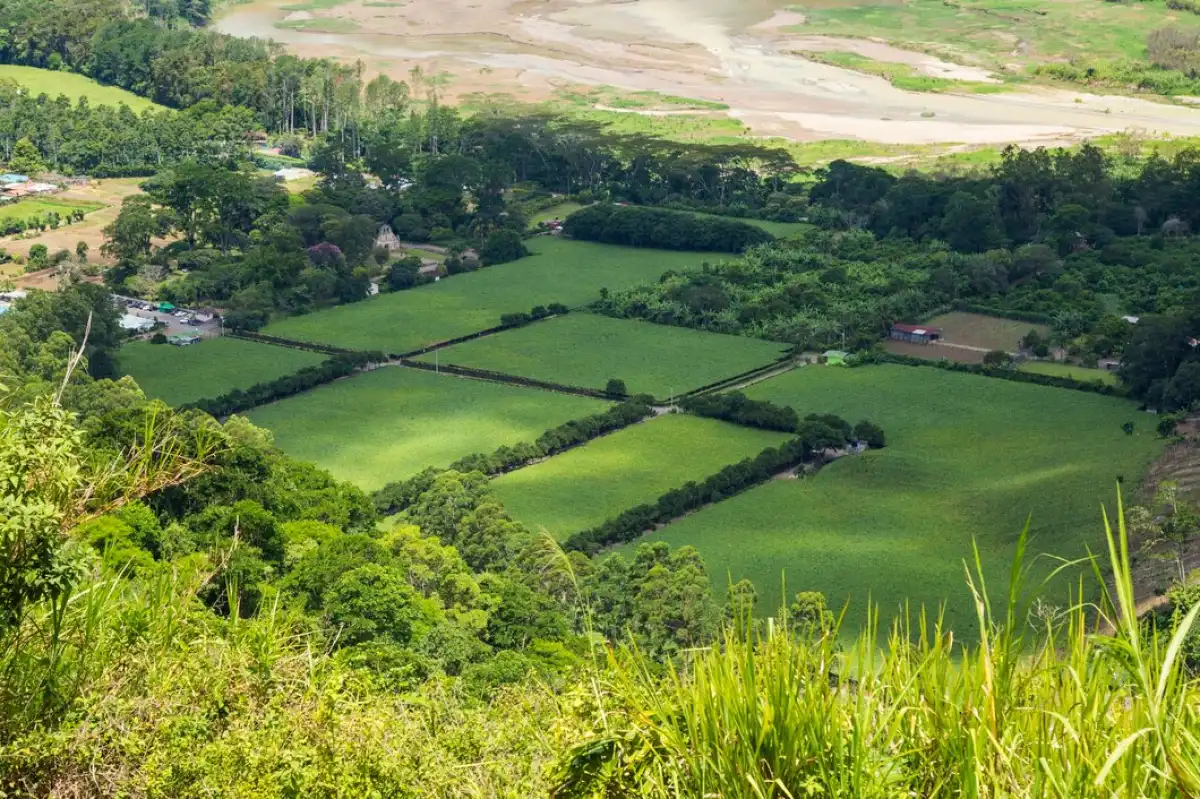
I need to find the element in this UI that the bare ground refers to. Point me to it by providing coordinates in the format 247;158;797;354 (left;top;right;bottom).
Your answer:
214;0;1200;145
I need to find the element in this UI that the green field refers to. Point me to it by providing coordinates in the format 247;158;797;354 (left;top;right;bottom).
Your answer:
120;337;326;407
1019;360;1121;386
629;364;1163;636
0;197;105;224
247;367;604;490
0;66;164;112
492;414;790;540
419;313;790;397
528;202;584;228
262;237;715;353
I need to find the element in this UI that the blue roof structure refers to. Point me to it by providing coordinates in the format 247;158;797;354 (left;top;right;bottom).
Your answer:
0;174;29;184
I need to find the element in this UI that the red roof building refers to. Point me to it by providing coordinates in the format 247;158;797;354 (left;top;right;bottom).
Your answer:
889;323;944;344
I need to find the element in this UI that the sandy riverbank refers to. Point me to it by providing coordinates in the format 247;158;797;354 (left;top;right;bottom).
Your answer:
214;0;1200;145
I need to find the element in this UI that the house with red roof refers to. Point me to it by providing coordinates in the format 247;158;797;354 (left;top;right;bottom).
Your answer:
889;322;943;344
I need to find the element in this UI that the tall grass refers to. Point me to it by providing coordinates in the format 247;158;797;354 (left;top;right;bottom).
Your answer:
553;497;1200;797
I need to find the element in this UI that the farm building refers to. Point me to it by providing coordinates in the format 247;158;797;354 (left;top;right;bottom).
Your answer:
889;323;943;344
1098;358;1122;372
823;350;848;366
168;334;201;346
0;174;28;185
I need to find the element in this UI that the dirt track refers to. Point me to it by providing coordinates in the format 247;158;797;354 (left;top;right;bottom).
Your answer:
215;0;1200;145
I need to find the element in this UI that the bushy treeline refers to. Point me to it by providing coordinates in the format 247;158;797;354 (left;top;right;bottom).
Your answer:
563;414;856;554
0;86;257;175
563;203;775;252
681;391;799;432
184;351;381;416
373;399;654;514
500;303;570;329
863;350;1126;396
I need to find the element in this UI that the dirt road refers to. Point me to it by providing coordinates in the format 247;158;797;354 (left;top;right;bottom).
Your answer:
215;0;1200;145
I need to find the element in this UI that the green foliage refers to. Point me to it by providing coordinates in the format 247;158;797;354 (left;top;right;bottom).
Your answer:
7;136;44;175
564;203;775;253
480;228;529;266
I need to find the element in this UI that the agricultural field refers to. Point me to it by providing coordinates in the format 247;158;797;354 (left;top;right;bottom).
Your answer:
528;202;584;229
0;178;147;265
925;312;1048;352
262;237;714;353
630;364;1163;636
120;337;326;407
247;367;604;490
492;414;790;540
418;313;791;398
0;65;164;112
1019;360;1120;386
0;197;104;225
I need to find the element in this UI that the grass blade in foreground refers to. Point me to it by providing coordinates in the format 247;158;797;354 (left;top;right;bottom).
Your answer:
552;490;1200;797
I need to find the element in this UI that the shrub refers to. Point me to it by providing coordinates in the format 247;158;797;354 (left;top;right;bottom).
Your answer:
681;392;798;433
480;229;529;266
605;378;628;398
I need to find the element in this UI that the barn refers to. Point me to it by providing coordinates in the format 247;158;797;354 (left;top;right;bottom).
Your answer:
889;323;943;344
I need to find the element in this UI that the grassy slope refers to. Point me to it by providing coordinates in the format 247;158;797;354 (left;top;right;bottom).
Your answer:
120;338;326;406
492;414;790;540
247;367;604;490
262;237;715;353
419;313;790;397
0;65;164;112
630;364;1163;635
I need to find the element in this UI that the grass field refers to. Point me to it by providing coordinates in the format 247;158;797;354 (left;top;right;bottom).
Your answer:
0;198;105;224
926;311;1049;351
1019;360;1121;386
629;364;1163;636
120;337;326;407
247;367;604;490
528;202;584;228
262;237;715;353
799;50;1011;94
0;66;163;112
492;414;790;540
418;313;790;397
793;0;1178;72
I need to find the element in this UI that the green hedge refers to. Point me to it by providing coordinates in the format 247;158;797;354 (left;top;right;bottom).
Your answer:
863;351;1125;396
680;391;799;433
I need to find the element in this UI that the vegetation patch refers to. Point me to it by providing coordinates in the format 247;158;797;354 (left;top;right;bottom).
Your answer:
275;17;360;33
630;364;1164;635
799;50;1009;93
119;337;326;407
0;65;164;112
1019;359;1121;386
491;414;790;540
247;366;603;490
418;313;790;398
262;238;713;353
0;198;105;225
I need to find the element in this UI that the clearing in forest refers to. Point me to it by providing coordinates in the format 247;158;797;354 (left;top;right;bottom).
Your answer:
418;313;791;398
0;65;164;112
262;237;715;354
247;367;604;490
492;413;791;541
1018;360;1120;386
120;337;326;407
885;311;1049;361
630;364;1163;636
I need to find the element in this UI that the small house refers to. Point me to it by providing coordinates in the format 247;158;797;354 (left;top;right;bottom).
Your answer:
158;302;176;313
0;174;28;185
823;350;848;366
889;323;943;344
168;334;201;346
1098;358;1122;372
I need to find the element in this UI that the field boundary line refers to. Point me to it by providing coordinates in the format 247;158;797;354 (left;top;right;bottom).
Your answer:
395;359;614;400
681;356;798;398
227;330;362;356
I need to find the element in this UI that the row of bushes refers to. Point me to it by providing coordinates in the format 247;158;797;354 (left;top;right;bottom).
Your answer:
864;350;1126;395
499;303;570;329
562;414;861;554
372;398;655;514
681;391;799;432
562;204;775;253
224;330;362;356
184;351;382;416
0;208;87;237
951;302;1055;326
